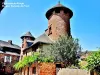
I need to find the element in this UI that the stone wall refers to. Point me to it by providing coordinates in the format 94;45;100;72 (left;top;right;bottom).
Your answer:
39;63;56;75
0;53;19;74
46;10;71;40
21;63;56;75
57;68;90;75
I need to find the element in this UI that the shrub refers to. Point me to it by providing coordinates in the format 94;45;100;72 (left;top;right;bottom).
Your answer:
13;52;54;70
86;50;100;74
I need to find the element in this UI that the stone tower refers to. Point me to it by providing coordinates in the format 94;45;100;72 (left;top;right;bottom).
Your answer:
20;31;35;59
21;31;35;49
45;2;73;40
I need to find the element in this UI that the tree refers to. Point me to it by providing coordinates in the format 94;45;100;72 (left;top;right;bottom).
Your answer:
41;35;81;67
86;49;100;74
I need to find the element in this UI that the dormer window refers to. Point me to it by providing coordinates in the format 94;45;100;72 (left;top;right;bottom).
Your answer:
25;37;30;40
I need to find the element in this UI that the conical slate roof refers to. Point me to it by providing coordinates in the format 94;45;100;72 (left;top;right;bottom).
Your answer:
21;32;35;39
46;2;73;19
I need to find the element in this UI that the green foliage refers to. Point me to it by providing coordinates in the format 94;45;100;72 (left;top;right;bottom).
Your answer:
86;50;100;73
13;52;54;70
41;35;81;67
14;35;81;70
38;56;54;63
67;65;79;69
13;52;40;70
78;61;88;70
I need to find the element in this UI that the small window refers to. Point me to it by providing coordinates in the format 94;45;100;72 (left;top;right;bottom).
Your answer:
26;52;27;56
25;37;30;40
48;26;52;35
27;67;29;75
16;56;19;61
49;26;52;33
64;10;68;14
4;56;12;63
32;67;36;74
55;9;60;13
56;64;61;68
22;44;24;48
24;68;25;75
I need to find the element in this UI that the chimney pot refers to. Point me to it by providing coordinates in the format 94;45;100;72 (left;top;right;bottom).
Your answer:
8;40;12;44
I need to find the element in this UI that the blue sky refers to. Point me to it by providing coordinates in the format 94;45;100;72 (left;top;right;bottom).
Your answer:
0;0;100;51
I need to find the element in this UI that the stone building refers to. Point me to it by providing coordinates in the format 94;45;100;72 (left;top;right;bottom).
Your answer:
45;2;73;40
20;2;73;75
0;40;20;74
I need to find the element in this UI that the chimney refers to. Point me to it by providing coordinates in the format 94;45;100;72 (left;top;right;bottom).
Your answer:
8;40;12;44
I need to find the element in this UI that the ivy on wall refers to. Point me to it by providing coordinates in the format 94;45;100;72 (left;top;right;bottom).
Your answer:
13;52;54;70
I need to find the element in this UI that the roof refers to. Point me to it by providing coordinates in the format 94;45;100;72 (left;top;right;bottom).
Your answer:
0;40;20;50
5;52;20;56
0;0;5;12
46;3;73;19
80;51;97;59
0;51;20;56
33;33;53;44
21;31;35;40
80;51;97;56
23;33;53;51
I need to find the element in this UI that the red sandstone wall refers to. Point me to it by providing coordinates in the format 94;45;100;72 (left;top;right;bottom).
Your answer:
21;63;56;75
39;63;56;75
46;10;71;40
0;53;19;74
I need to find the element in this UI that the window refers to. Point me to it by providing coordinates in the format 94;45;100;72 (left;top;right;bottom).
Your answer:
48;25;52;35
16;56;19;61
24;68;25;75
55;9;60;13
4;56;12;63
26;52;27;56
49;26;52;33
22;44;24;48
32;67;36;74
27;42;33;47
64;10;68;14
25;37;31;40
27;67;29;75
56;64;61;68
